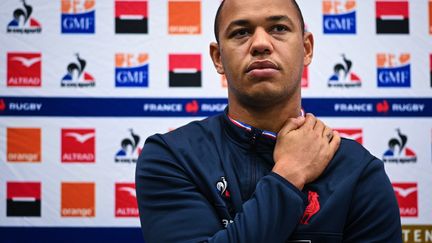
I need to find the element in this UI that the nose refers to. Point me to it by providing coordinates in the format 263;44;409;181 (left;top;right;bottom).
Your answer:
250;28;273;57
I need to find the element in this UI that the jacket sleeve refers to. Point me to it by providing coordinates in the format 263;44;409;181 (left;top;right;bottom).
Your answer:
343;158;402;242
135;135;306;243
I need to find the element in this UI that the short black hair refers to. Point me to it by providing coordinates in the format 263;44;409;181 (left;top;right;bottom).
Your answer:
213;0;305;43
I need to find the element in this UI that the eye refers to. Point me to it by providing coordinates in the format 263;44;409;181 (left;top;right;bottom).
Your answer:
271;25;289;33
231;28;250;38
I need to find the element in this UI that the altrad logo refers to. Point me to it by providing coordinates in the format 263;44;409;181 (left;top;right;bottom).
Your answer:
115;183;139;217
7;52;41;87
383;128;417;163
7;0;42;33
61;128;95;163
393;183;417;217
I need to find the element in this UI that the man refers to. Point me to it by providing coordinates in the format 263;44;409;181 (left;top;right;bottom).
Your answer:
136;0;402;242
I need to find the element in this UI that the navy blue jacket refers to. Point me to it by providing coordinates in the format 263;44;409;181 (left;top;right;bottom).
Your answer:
136;111;402;242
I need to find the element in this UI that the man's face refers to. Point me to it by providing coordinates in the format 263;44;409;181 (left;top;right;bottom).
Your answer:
210;0;313;108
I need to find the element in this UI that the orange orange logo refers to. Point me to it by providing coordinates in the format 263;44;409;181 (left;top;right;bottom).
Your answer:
168;0;201;34
7;128;41;162
61;182;95;217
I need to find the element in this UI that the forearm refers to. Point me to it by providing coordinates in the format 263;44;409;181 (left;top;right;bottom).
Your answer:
208;173;306;242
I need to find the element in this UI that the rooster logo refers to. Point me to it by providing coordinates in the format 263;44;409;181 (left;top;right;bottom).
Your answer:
383;129;416;157
383;128;417;163
8;0;33;27
61;53;94;86
328;54;361;87
115;129;141;161
7;0;41;31
300;191;320;225
216;176;230;198
0;99;6;111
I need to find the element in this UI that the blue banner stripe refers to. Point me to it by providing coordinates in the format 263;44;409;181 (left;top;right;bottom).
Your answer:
0;227;143;243
0;97;431;117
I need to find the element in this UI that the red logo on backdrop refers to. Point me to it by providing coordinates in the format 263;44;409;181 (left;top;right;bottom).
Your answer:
115;183;139;217
61;129;95;163
185;100;199;113
334;129;363;144
376;0;409;34
393;183;418;217
7;182;41;217
169;54;202;87
0;99;6;111
7;52;41;87
376;100;389;113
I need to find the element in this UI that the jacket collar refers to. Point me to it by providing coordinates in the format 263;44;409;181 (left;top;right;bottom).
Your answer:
221;107;276;151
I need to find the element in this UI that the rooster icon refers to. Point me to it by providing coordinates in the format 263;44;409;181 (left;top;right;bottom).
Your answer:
7;0;41;30
61;53;94;85
116;129;141;158
62;53;86;81
384;128;407;156
8;0;32;27
300;191;320;225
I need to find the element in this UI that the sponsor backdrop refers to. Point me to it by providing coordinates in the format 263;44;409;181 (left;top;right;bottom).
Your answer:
0;0;431;242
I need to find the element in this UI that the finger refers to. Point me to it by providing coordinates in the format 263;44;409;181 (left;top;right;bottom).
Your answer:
302;113;317;130
322;126;333;141
314;118;325;134
278;116;305;136
328;131;341;154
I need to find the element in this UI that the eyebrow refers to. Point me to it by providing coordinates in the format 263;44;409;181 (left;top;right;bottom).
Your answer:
224;15;296;34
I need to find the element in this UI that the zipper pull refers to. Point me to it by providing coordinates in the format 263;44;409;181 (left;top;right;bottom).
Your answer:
250;128;261;146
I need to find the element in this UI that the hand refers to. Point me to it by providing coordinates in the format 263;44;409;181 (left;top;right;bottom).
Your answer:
272;113;340;190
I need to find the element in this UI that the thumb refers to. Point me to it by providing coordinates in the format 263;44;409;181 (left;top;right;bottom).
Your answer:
278;116;305;136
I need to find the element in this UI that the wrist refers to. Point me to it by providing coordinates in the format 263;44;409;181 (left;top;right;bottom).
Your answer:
272;164;305;190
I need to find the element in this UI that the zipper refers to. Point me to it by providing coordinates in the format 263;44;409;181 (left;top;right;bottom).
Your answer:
248;128;261;199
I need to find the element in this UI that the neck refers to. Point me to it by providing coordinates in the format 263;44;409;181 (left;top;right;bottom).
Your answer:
228;92;301;133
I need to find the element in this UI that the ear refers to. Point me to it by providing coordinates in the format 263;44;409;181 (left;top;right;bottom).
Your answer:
209;42;225;74
303;32;314;66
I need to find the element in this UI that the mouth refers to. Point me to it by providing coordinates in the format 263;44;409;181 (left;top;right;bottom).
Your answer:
245;60;280;77
246;60;279;73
